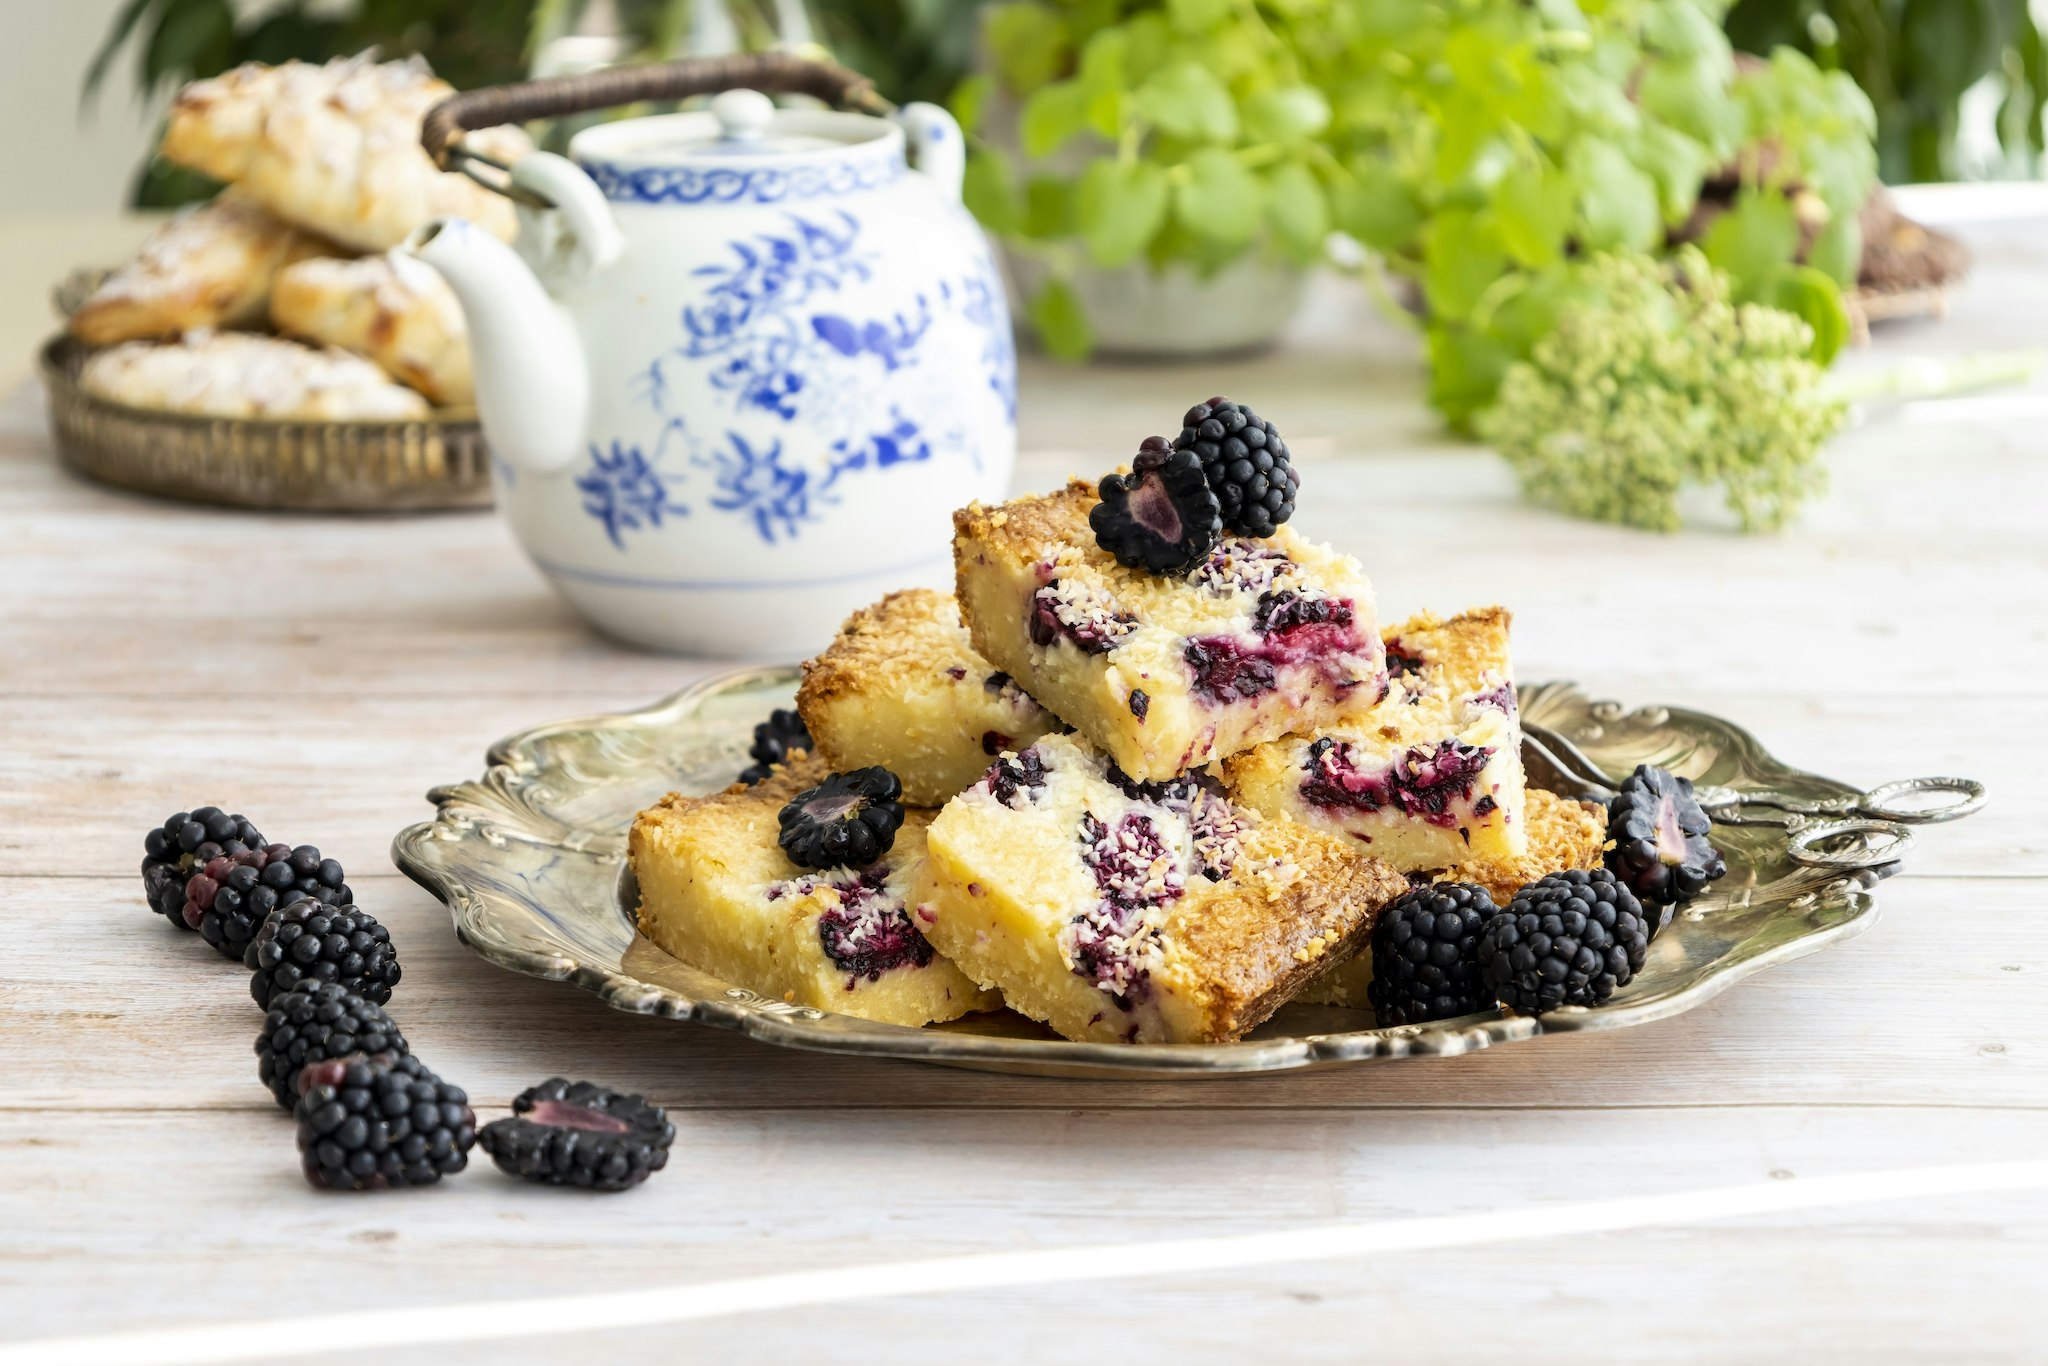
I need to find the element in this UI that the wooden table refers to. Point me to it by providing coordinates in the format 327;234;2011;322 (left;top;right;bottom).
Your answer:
3;199;2044;1364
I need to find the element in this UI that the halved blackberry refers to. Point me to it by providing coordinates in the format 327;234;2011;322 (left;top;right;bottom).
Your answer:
777;767;905;869
1089;436;1222;576
141;807;264;930
247;901;402;1009
737;708;813;785
1173;396;1298;537
1605;764;1727;915
1366;882;1496;1027
188;842;352;963
478;1078;674;1191
1478;868;1649;1015
296;1054;475;1191
257;981;409;1110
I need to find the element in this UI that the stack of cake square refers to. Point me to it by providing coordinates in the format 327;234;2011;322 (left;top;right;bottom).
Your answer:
631;479;1604;1044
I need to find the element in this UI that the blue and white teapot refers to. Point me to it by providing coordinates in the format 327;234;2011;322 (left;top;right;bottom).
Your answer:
410;56;1016;655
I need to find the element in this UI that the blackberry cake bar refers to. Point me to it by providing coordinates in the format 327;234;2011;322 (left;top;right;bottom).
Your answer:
952;480;1386;782
798;589;1059;806
912;733;1407;1044
630;756;997;1025
1224;607;1529;873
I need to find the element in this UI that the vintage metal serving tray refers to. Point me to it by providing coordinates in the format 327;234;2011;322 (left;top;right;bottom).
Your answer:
41;335;492;512
393;670;1969;1078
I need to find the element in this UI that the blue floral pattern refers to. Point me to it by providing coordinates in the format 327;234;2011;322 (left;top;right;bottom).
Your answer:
577;441;683;549
580;149;905;205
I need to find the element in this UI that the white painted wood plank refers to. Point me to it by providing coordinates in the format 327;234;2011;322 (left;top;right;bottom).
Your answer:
2;876;2039;1114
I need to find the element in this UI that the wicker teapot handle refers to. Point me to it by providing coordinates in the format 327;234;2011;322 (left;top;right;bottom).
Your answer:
421;51;888;192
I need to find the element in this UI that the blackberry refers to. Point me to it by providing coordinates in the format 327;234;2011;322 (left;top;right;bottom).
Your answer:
478;1078;674;1192
777;767;905;870
1089;436;1222;576
296;1054;475;1191
1478;869;1649;1015
188;842;352;963
1366;882;1497;1027
737;708;813;785
257;981;409;1110
247;900;402;1009
1605;764;1726;915
986;747;1050;808
1173;396;1298;537
141;807;264;930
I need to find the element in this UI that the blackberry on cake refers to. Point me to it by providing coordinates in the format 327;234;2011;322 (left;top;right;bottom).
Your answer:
953;480;1385;782
256;981;409;1110
1366;882;1497;1027
913;732;1408;1044
1089;436;1222;576
1605;764;1726;914
630;754;997;1026
797;589;1058;806
1173;397;1298;537
188;841;352;962
777;767;906;870
1479;868;1649;1015
141;807;264;930
246;900;402;1008
736;708;813;785
478;1078;674;1192
296;1054;474;1191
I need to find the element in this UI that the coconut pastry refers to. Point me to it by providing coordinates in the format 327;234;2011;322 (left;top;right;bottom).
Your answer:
79;331;431;422
271;252;473;407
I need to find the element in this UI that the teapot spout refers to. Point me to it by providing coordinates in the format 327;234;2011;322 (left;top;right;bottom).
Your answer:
402;217;588;478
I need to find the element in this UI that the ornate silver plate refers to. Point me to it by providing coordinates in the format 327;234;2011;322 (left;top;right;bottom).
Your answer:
393;671;1903;1078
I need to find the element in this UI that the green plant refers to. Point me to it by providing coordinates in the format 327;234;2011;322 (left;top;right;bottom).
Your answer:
1725;0;2047;183
1477;248;1846;532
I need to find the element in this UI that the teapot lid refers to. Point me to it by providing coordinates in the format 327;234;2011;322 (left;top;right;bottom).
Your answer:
569;87;896;169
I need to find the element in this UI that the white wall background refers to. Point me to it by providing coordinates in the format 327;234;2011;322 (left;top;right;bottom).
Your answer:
0;0;169;212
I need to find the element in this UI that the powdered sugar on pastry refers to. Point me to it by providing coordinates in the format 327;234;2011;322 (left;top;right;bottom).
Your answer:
67;192;328;346
271;252;472;406
161;56;532;252
80;331;431;421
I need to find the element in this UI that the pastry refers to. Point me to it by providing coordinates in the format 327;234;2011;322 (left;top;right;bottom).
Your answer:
629;756;998;1027
68;192;327;346
952;480;1386;782
913;732;1407;1043
797;588;1060;806
271;252;473;406
160;55;532;252
79;331;431;421
1223;607;1529;873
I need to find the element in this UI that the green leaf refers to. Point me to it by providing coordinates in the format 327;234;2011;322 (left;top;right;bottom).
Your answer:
1173;147;1265;246
1023;175;1078;239
1640;0;1730;60
1265;161;1330;261
1631;124;1711;223
1806;211;1863;288
85;0;160;100
142;0;233;89
1570;140;1661;251
963;148;1023;236
1492;162;1573;269
1030;278;1094;362
1243;86;1331;145
1077;26;1128;98
1427;324;1513;432
949;74;994;138
984;2;1070;94
1422;208;1507;321
1020;80;1091;158
1134;61;1239;142
1077;159;1170;267
1701;189;1800;297
1166;0;1232;34
1636;55;1741;157
1331;162;1423;253
1772;266;1851;366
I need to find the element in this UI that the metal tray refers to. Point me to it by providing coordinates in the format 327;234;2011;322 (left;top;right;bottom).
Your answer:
393;670;1898;1078
40;335;492;512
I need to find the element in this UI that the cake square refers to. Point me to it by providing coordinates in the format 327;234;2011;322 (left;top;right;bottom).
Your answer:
798;589;1060;807
630;756;999;1025
952;480;1387;782
1222;606;1529;873
912;733;1408;1044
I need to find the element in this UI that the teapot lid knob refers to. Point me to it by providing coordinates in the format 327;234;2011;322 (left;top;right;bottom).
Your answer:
711;89;777;143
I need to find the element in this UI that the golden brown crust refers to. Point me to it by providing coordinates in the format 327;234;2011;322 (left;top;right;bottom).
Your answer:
798;588;961;715
269;252;471;406
1432;788;1608;905
1168;830;1408;1040
1384;605;1511;682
